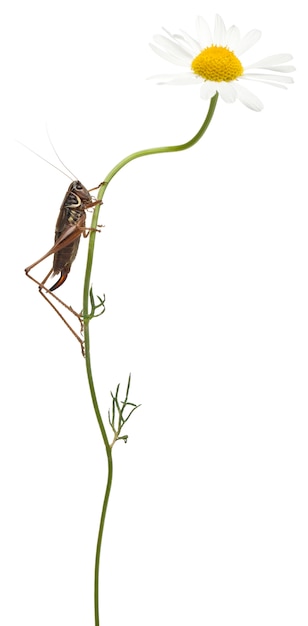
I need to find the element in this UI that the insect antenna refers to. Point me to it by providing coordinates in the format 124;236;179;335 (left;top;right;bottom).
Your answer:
46;125;78;181
17;140;74;181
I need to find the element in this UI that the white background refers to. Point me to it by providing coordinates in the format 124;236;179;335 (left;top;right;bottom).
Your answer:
1;0;306;625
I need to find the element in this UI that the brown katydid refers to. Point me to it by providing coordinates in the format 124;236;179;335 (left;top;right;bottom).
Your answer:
22;141;104;354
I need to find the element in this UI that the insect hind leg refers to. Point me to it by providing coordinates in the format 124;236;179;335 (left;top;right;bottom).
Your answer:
39;288;85;356
25;269;85;356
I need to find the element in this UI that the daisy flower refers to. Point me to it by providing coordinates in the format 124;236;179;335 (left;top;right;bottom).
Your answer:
150;14;295;111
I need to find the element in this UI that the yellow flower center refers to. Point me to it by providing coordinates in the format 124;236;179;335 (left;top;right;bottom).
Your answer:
191;45;243;82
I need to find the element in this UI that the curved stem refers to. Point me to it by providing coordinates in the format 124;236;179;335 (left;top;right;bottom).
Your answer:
103;92;219;187
82;93;219;626
94;450;113;626
83;93;218;315
83;318;113;626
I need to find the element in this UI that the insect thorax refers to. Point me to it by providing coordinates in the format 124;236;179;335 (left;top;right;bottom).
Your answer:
66;205;85;225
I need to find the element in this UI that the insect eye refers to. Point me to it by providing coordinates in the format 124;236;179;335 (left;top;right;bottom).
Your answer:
75;181;83;190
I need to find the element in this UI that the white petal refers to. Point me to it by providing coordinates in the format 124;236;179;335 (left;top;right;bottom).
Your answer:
240;76;288;89
196;16;212;48
200;81;218;100
166;75;202;85
234;82;264;111
152;34;194;62
161;28;200;57
234;29;261;56
243;72;294;84
263;65;295;73
214;14;227;46
246;53;294;69
179;29;202;55
257;81;288;89
148;72;201;85
149;43;191;67
217;81;237;103
160;73;202;86
226;25;241;51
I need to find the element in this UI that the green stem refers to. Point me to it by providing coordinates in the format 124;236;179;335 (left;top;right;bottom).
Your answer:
82;93;218;626
94;450;113;626
84;338;113;626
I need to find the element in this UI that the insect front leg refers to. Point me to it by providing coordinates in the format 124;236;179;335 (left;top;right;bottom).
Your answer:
88;182;107;192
